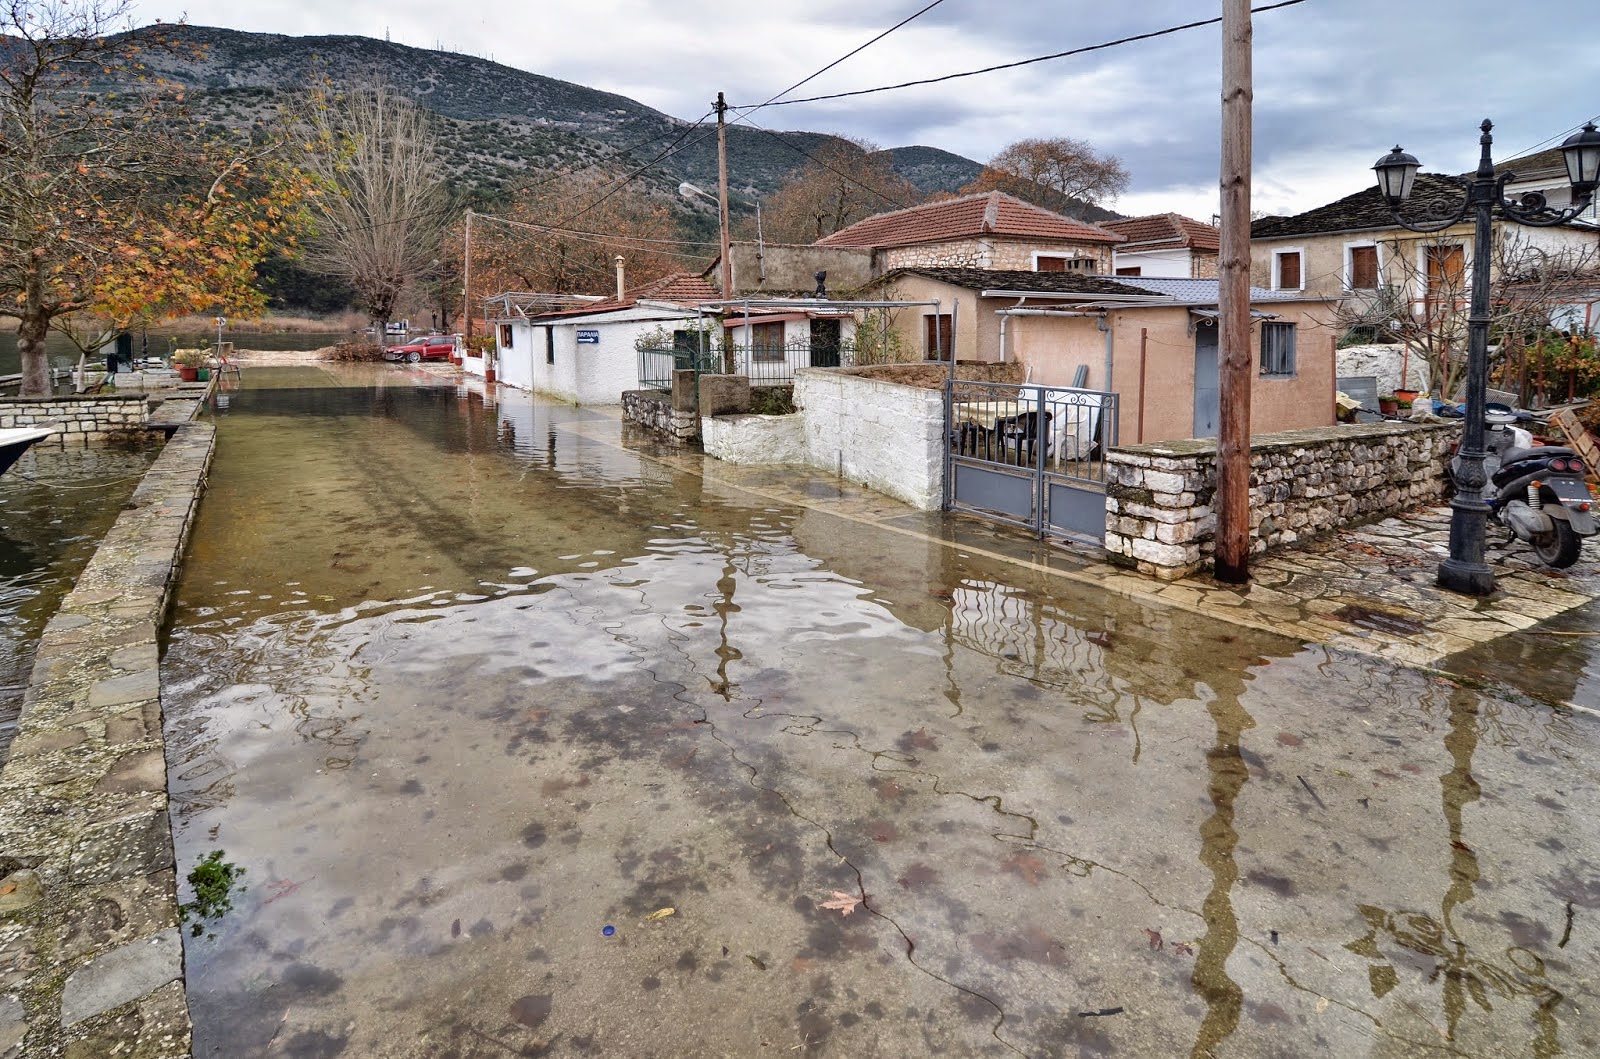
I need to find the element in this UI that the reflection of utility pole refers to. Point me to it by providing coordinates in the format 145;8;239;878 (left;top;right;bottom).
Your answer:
714;92;733;298
1215;0;1253;582
463;209;474;341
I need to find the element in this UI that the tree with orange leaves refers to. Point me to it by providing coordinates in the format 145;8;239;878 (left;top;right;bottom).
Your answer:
0;1;312;396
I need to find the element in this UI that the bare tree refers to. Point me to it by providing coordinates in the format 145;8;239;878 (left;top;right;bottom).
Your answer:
759;138;921;244
1336;230;1600;403
298;77;450;338
962;137;1130;216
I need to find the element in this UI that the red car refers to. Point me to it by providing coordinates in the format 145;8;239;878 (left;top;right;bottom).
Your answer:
384;335;457;363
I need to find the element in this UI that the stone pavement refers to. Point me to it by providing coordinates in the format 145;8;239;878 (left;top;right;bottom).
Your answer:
0;423;214;1058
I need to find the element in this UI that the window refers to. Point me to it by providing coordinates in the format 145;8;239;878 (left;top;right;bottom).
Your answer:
1348;245;1378;289
1115;266;1143;277
749;321;786;363
924;313;953;360
1273;250;1302;291
544;326;554;365
499;323;513;348
1260;322;1297;376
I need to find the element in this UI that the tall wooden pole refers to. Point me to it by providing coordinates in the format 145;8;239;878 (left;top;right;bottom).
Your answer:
715;92;733;299
462;209;473;341
1214;0;1253;583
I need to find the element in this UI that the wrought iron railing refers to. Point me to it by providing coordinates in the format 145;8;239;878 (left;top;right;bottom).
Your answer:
636;339;895;388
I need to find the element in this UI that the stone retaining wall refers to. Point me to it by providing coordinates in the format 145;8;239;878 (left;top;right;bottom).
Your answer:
0;423;215;1058
702;413;807;465
1104;421;1459;579
0;395;150;444
621;389;697;442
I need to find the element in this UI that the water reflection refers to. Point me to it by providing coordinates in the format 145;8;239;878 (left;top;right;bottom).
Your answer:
160;367;1600;1057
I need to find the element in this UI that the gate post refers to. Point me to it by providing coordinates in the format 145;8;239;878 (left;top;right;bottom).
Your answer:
942;379;954;511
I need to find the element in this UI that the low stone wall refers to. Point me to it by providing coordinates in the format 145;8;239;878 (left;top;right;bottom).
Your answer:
793;368;945;510
622;389;697;442
702;413;807;465
1104;421;1459;579
0;423;215;1057
831;361;1025;391
0;395;149;444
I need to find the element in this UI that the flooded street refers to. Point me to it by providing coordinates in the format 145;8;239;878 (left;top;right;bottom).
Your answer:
161;366;1600;1057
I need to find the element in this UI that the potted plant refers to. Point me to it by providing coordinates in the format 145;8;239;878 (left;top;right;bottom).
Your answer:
1378;393;1399;415
1394;387;1419;405
172;348;205;382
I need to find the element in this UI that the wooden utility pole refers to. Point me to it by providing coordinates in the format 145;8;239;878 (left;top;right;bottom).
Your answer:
462;209;474;341
715;92;733;299
1214;0;1253;583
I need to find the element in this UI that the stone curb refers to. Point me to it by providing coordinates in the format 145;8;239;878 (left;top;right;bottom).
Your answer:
0;421;214;1059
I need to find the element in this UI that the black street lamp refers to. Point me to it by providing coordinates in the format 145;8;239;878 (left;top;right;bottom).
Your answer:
1374;119;1600;595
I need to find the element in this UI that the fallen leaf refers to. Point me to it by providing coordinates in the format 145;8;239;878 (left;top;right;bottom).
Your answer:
1002;851;1048;886
1143;927;1164;951
1173;941;1195;956
644;907;676;921
820;890;863;916
0;882;15;897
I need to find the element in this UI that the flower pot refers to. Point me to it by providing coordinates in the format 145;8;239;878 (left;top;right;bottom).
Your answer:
177;366;199;382
1394;388;1419;404
1378;398;1399;415
196;367;210;382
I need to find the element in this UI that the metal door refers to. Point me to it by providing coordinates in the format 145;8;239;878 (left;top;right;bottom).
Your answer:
809;318;841;368
1193;323;1219;438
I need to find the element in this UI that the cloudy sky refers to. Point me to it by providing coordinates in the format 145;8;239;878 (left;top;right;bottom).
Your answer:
148;0;1599;221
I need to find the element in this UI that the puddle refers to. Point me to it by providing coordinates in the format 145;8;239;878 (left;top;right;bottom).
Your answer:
162;366;1600;1057
1332;603;1428;637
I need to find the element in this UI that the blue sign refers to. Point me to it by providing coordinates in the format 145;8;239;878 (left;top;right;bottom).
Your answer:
576;329;600;345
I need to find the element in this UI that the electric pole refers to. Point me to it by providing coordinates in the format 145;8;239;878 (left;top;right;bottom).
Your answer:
1214;0;1253;583
715;91;733;300
462;209;474;341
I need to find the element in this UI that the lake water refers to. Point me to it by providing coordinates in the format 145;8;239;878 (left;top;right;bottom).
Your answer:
159;365;1600;1057
0;332;348;378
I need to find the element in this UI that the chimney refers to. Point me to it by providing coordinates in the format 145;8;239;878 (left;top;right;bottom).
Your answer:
614;255;625;300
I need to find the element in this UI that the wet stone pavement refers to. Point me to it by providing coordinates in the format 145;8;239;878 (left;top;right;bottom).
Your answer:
159;367;1600;1057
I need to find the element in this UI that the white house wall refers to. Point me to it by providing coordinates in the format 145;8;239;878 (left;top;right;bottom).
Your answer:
494;308;702;405
1111;247;1193;278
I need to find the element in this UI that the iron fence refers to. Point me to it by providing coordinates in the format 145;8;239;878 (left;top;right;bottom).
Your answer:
636;339;894;388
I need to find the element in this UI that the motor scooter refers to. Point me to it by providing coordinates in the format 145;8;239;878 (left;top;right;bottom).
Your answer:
1454;409;1597;568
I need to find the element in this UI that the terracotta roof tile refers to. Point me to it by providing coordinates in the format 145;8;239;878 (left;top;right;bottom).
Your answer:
1103;213;1219;252
527;272;721;319
815;191;1123;249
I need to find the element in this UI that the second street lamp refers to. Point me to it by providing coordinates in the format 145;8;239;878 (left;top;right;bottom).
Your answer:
1373;118;1600;596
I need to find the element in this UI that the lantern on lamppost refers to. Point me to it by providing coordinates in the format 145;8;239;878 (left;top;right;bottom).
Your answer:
1373;119;1600;596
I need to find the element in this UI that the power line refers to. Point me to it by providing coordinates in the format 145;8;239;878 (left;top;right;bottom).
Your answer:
732;0;1308;109
470;211;717;261
741;118;913;210
1499;113;1600;166
738;0;947;123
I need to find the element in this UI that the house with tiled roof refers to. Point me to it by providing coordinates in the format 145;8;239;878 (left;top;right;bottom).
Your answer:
1249;173;1599;310
482;272;725;403
860;267;1340;442
1102;214;1220;279
813;190;1123;276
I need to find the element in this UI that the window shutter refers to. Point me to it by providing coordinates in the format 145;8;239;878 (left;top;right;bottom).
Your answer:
1278;252;1301;290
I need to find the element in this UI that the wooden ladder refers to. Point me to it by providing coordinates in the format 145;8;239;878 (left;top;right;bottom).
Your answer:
1550;409;1600;487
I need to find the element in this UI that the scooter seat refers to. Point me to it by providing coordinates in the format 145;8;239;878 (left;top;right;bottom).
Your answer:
1500;445;1575;467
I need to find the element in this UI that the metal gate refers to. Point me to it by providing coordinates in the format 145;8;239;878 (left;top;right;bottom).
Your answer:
944;380;1119;544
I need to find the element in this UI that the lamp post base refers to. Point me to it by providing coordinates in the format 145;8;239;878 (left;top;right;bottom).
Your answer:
1437;556;1496;596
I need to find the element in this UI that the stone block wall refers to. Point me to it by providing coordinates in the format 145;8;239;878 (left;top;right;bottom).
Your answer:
876;238;1112;275
1337;344;1433;398
622;389;697;443
701;413;807;466
0;395;149;444
0;422;215;1057
1104;421;1459;578
792;368;945;510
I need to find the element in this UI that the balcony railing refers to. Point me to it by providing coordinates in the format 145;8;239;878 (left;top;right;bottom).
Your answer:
637;339;895;389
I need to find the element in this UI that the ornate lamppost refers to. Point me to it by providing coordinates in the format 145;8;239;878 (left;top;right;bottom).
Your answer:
1373;120;1600;595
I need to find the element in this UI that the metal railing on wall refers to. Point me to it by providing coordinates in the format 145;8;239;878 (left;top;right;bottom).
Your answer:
636;339;902;389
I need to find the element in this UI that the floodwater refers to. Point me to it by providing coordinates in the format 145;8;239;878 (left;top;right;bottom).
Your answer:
161;366;1600;1058
0;331;348;379
0;442;156;759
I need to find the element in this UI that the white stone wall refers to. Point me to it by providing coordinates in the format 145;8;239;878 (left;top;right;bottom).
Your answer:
702;413;807;465
1103;422;1460;578
0;396;148;444
792;368;945;510
1336;344;1432;398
